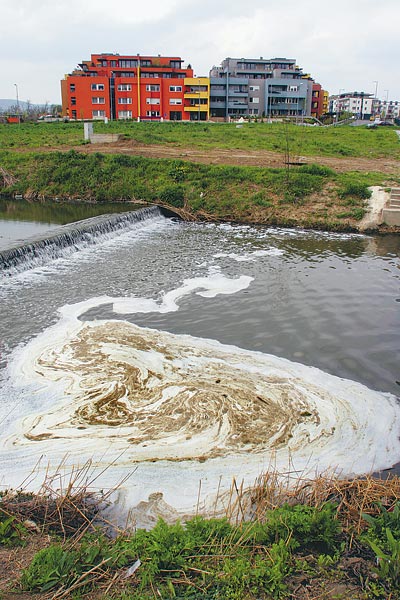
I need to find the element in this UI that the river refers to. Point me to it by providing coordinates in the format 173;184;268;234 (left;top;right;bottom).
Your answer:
0;200;399;526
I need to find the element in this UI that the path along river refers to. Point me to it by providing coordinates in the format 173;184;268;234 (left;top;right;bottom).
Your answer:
0;203;399;526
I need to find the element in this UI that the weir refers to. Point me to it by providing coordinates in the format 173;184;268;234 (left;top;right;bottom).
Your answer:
0;205;176;275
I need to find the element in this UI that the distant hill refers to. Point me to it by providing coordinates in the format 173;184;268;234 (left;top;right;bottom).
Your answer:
0;99;29;110
0;99;55;111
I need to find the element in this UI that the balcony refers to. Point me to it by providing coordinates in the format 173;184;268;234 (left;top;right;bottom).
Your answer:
184;105;209;112
209;88;226;97
210;100;226;109
184;91;208;99
229;90;248;97
227;101;248;109
271;101;300;110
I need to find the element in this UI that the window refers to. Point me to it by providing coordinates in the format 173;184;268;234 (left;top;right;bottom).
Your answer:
69;83;75;92
146;84;160;92
146;110;160;117
169;86;182;92
146;98;160;105
120;72;135;78
120;60;137;68
170;98;182;105
118;110;132;119
91;83;105;91
249;97;259;103
118;84;132;91
92;97;105;104
118;97;132;104
110;60;117;67
92;110;106;118
249;86;259;91
170;60;181;68
71;97;76;106
289;85;298;92
71;110;77;119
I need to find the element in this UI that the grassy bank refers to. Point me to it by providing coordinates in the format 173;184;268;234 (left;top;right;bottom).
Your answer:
2;473;400;599
0;150;386;231
1;121;400;160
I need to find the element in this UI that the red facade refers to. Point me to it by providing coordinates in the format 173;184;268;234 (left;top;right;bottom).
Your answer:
61;53;194;121
311;83;325;118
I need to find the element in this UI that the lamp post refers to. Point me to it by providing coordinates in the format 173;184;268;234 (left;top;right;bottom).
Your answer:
372;81;378;118
384;90;389;120
335;89;344;124
14;83;20;123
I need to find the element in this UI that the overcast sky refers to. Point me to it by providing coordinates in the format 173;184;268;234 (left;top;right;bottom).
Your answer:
1;0;399;105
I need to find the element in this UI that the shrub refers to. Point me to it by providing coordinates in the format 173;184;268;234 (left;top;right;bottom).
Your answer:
0;509;26;546
338;182;372;199
158;185;185;208
251;191;273;207
20;544;78;592
260;503;341;553
298;163;335;177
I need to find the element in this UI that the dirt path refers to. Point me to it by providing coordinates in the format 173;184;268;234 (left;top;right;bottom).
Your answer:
22;141;400;175
81;141;400;174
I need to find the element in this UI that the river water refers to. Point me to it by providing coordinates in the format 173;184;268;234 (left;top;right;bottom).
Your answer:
0;201;399;525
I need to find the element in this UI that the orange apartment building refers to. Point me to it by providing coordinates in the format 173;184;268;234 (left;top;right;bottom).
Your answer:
311;83;326;118
61;53;209;121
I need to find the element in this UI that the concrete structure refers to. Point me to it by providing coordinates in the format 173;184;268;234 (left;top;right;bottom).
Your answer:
329;92;374;120
383;188;400;226
209;57;318;120
376;99;400;120
61;53;201;121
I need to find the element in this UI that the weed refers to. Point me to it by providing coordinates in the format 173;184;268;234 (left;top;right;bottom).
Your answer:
338;182;372;200
0;509;26;546
20;544;78;592
159;185;185;208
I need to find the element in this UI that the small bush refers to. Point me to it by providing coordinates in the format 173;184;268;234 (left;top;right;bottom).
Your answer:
298;163;335;176
21;544;78;592
251;191;272;207
158;185;185;208
338;182;372;199
0;509;26;546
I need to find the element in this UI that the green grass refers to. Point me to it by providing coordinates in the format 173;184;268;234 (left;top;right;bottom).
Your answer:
16;504;400;599
0;150;389;230
20;506;341;599
1;120;399;159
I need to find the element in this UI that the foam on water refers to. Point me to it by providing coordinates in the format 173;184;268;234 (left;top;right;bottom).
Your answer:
1;270;400;525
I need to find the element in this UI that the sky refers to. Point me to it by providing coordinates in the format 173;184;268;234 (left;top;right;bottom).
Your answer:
1;0;399;105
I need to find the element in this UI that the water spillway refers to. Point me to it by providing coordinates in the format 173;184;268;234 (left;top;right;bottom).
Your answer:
0;208;399;526
0;205;174;275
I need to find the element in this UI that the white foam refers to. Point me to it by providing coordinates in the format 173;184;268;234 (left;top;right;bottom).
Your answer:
214;248;284;262
1;270;399;525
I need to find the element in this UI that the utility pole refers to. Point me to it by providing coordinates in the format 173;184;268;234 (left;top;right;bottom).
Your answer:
14;83;20;124
372;81;378;118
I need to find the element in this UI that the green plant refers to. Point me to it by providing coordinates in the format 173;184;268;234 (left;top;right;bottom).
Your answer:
168;161;187;182
20;544;78;592
260;503;341;553
0;509;26;546
363;502;400;548
367;528;400;587
298;163;335;176
338;182;372;200
159;185;185;208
